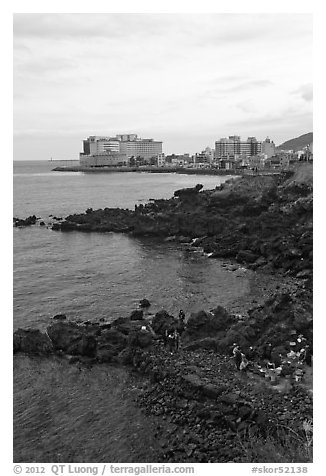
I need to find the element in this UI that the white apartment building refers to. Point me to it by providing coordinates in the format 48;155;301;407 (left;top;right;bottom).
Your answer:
261;137;276;159
81;134;163;165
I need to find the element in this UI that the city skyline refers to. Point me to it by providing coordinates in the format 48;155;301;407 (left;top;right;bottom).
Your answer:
14;13;312;160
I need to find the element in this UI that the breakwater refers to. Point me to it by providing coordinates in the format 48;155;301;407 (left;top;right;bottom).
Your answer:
53;165;243;175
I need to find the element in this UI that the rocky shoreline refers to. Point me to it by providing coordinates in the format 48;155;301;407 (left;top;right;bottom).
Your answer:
13;162;313;462
13;290;313;462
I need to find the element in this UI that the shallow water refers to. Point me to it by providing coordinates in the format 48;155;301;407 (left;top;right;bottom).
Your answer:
14;356;162;462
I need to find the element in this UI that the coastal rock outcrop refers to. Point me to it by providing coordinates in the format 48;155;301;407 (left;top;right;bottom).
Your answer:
14;312;155;362
139;298;151;308
183;307;236;343
151;310;179;336
13;215;37;227
47;321;98;357
173;183;203;199
13;328;53;355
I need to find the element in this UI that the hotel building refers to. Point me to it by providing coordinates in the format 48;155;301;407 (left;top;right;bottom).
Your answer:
80;134;163;166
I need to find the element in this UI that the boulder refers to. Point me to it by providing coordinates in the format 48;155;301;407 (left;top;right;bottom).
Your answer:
183;306;235;342
202;384;227;399
96;328;128;362
183;337;219;352
46;321;97;357
13;328;53;355
128;329;153;349
182;373;205;391
139;298;151;308
151;310;178;336
52;314;67;321
236;250;259;264
111;316;147;335
130;309;144;320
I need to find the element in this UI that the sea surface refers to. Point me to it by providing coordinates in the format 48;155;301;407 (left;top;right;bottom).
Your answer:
14;160;252;462
14;160;249;330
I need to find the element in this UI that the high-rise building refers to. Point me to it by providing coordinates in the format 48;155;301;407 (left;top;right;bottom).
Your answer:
215;136;262;160
80;134;163;165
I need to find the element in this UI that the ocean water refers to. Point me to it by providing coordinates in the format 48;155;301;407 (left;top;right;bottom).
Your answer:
14;161;249;329
14;160;251;462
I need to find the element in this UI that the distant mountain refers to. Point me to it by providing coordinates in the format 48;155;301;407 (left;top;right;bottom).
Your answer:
277;132;313;152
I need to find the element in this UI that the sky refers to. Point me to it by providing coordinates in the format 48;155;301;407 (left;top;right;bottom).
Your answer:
13;13;313;160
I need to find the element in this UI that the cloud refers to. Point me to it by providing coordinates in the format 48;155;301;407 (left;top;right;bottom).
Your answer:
13;13;313;160
13;13;177;40
15;57;78;76
227;80;273;92
225;107;312;129
292;83;313;102
201;79;273;100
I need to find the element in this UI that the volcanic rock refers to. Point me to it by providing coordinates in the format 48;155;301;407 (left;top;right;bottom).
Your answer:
13;328;53;355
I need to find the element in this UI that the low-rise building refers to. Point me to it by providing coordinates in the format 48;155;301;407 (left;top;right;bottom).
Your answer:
80;152;128;167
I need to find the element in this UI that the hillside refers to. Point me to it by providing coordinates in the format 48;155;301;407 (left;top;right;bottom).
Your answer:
277;132;313;151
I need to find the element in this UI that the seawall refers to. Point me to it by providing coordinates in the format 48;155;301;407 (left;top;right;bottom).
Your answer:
53;165;247;175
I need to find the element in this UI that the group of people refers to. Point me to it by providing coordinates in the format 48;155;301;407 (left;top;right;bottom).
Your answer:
232;333;312;385
164;309;186;353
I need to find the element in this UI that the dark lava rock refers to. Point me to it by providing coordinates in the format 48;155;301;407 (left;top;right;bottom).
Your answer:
111;316;148;335
128;328;153;349
96;328;128;362
46;321;97;357
152;310;179;336
174;184;203;199
202;384;227;399
130;309;144;320
13;328;53;355
52;314;67;321
13;215;37;227
236;250;259;264
139;298;151;308
183;306;236;342
183;337;219;352
182;373;205;391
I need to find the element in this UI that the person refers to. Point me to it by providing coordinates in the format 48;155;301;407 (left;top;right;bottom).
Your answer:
232;344;242;370
173;329;180;351
167;331;176;353
262;342;272;360
178;309;185;321
163;329;169;347
303;344;312;366
240;352;249;371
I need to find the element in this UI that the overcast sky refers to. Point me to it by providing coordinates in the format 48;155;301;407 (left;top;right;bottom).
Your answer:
13;13;313;160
